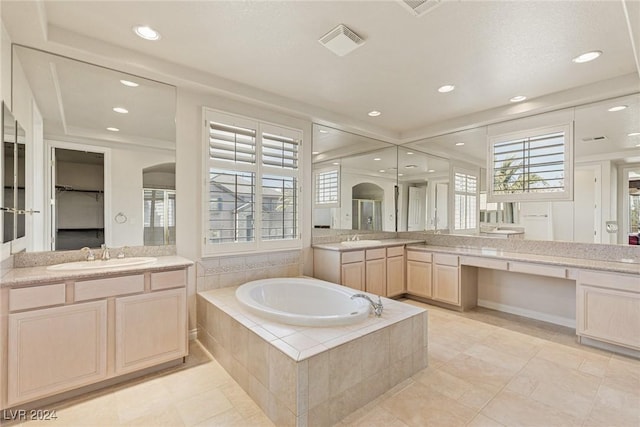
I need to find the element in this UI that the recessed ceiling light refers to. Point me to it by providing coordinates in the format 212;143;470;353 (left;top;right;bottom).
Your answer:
405;165;417;169
608;105;627;112
427;169;435;173
120;79;139;87
398;173;404;177
379;169;386;173
368;110;381;117
133;25;161;41
312;151;319;155
510;95;527;103
636;143;640;147
438;84;455;93
572;50;602;63
628;132;640;137
113;107;128;114
373;157;381;161
319;129;329;134
406;152;414;155
455;142;465;146
106;127;119;132
332;162;340;165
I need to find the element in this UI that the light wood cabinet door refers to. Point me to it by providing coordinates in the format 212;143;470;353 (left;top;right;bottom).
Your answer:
341;262;365;291
115;288;187;375
386;255;405;297
577;285;640;350
406;260;432;298
7;301;108;406
433;264;460;305
365;258;386;296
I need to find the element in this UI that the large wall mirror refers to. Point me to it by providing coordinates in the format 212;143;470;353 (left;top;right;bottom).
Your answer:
312;125;397;233
2;103;26;245
400;93;640;245
12;45;177;251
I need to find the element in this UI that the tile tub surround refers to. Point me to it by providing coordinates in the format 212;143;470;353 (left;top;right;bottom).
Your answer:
195;250;303;292
398;231;640;263
197;286;428;427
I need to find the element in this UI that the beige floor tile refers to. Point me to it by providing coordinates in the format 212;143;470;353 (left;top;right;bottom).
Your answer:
192;408;245;427
114;378;175;424
439;353;515;390
463;343;530;373
466;413;505;427
343;406;409;427
481;389;583;426
382;381;478;427
218;382;265;420
122;405;185;427
413;367;474;400
174;388;234;426
457;383;502;411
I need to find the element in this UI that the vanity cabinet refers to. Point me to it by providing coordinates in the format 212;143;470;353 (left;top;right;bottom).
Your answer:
406;250;432;298
365;248;386;295
341;251;365;291
313;245;406;296
3;266;189;408
432;254;460;305
7;301;108;405
577;270;640;350
386;246;406;297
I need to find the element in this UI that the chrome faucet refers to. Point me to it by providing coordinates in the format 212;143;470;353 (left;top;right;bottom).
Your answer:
101;244;110;261
351;294;384;317
349;234;360;241
81;247;95;261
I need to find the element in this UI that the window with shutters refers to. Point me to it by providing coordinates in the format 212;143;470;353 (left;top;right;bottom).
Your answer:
488;124;573;202
203;109;301;254
314;168;339;208
453;169;478;232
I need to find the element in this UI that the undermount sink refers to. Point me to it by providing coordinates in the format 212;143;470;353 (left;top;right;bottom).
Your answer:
340;240;383;247
46;257;158;272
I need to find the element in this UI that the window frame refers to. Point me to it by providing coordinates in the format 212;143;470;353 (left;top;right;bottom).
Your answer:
313;166;340;209
202;108;302;256
487;123;573;203
451;167;479;234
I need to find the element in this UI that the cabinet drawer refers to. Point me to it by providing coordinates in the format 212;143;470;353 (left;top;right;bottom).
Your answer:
9;283;66;312
342;250;364;264
460;256;508;271
386;246;404;258
75;274;145;301
509;262;566;279
578;270;640;293
151;270;187;291
366;248;386;260
406;250;432;263
434;253;459;267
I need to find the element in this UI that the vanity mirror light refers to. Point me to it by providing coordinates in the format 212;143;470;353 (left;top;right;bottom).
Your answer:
312;124;397;232
11;45;177;252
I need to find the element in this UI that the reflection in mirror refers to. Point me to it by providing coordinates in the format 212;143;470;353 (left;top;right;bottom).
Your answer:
2;103;21;243
12;46;177;250
399;92;640;244
312;125;397;232
396;148;450;232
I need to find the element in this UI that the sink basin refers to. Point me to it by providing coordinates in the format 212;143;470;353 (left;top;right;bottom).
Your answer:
340;240;383;247
46;257;157;272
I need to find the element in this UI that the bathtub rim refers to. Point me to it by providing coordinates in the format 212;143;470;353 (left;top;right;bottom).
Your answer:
235;277;371;327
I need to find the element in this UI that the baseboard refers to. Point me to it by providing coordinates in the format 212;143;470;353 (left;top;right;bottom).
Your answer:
477;299;576;329
579;336;640;359
189;328;198;341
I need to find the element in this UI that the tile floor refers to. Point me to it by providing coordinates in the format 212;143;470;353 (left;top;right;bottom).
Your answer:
10;300;640;427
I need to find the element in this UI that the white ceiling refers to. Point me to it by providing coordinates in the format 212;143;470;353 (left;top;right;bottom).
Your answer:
2;0;639;141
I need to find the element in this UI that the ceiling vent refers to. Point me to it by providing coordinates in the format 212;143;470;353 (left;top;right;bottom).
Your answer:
319;24;365;57
399;0;443;17
581;136;608;143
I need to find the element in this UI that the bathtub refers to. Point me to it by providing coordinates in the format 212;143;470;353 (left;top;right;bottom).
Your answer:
235;277;371;326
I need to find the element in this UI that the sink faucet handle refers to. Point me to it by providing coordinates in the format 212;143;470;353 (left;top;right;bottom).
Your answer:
100;244;110;261
116;247;127;259
81;247;95;261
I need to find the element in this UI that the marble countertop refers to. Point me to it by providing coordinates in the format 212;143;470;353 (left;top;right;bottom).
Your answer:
1;256;194;287
406;244;640;275
313;239;424;251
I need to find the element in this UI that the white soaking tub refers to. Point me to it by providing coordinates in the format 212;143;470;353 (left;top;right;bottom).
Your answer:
235;277;371;326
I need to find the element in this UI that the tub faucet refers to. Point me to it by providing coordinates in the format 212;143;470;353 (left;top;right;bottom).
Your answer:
350;234;360;241
101;244;110;261
81;247;95;261
351;294;383;317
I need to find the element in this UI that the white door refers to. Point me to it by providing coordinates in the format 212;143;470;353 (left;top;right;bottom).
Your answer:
573;165;600;243
407;186;426;231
